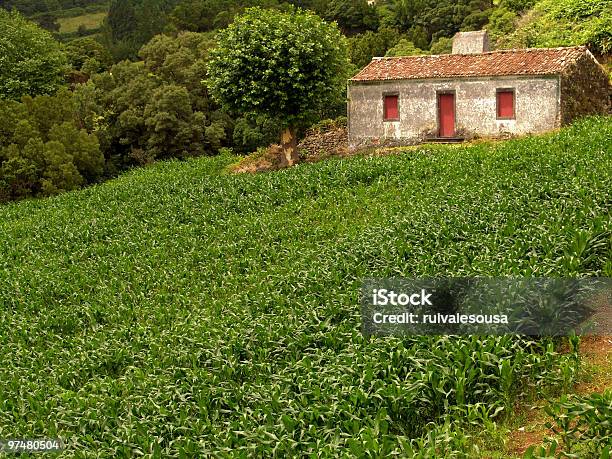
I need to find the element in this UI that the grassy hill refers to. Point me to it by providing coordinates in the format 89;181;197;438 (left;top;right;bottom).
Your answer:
0;117;611;456
57;10;107;33
499;0;611;55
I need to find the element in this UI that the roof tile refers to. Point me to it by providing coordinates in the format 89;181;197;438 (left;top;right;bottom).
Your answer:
350;47;587;82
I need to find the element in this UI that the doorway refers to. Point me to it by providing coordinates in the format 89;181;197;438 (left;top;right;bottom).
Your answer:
438;93;455;137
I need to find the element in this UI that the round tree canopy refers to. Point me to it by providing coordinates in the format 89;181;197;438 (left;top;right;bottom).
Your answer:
207;7;349;128
0;10;68;100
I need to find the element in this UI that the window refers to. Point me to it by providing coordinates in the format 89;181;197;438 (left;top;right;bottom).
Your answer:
497;89;515;119
383;94;399;120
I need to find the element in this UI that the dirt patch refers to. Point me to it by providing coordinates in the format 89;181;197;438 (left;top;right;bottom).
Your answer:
506;336;612;456
228;144;295;174
575;335;612;394
508;427;550;456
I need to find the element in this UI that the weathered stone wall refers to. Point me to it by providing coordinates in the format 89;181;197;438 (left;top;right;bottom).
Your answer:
348;76;560;148
452;31;490;54
560;52;610;125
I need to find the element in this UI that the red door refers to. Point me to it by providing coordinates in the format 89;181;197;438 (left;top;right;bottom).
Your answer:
438;93;455;137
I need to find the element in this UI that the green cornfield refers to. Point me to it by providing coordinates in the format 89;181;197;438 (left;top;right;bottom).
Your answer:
0;116;610;457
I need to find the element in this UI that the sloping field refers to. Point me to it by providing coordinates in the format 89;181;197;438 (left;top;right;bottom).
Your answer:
57;11;106;33
0;117;610;456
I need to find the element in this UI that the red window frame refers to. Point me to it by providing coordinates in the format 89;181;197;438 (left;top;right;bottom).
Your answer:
383;94;399;121
496;89;515;119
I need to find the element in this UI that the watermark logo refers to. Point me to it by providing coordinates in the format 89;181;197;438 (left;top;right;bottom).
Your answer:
361;278;612;336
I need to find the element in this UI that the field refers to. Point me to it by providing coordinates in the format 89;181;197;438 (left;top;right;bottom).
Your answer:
0;117;611;457
57;11;107;34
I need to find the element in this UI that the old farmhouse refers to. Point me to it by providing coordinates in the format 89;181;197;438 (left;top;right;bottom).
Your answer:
347;31;610;148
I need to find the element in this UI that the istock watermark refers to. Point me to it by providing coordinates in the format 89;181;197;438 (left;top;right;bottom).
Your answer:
361;278;612;336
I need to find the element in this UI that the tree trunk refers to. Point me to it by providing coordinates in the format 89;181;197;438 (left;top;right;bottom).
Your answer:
280;126;299;167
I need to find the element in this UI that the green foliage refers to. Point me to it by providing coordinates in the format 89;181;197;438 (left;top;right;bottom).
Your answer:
525;390;612;458
486;7;518;43
546;390;611;457
1;0;107;16
65;37;114;73
380;0;494;47
0;117;610;454
78;32;227;168
430;36;453;54
102;0;180;61
207;7;350;130
0;90;103;200
231;115;280;154
169;0;284;33
348;27;402;69
499;0;612;54
0;9;68;100
385;38;427;56
499;0;536;13
323;0;379;36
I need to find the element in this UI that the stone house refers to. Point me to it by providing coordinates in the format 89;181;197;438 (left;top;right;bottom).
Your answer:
347;31;610;148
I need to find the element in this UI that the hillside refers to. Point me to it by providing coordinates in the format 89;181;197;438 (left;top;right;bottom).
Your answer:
498;0;611;55
0;117;611;456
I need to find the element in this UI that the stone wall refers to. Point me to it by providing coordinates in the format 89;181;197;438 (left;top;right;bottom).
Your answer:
560;52;610;125
348;76;560;148
452;31;490;54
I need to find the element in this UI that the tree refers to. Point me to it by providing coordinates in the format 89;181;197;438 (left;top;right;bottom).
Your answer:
103;0;181;61
385;39;427;56
486;7;517;43
430;36;453;54
65;37;114;74
207;7;350;164
348;27;402;69
77;32;228;168
324;0;379;36
0;9;67;100
0;90;104;201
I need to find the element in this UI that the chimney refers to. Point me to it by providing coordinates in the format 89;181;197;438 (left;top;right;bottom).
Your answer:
452;30;490;54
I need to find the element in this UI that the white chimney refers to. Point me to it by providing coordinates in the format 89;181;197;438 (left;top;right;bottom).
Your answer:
452;30;490;54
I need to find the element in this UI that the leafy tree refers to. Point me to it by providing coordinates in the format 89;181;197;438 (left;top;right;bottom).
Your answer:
385;39;426;56
500;0;536;13
231;115;280;154
486;7;517;43
40;140;84;195
65;37;114;74
323;0;379;36
0;90;104;201
103;0;180;61
35;14;60;32
430;36;453;54
1;0;107;15
348;27;401;69
0;10;67;100
380;0;494;48
461;9;493;32
77;32;228;168
208;7;350;163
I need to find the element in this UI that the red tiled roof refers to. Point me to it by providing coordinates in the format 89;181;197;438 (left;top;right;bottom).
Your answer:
350;46;588;82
